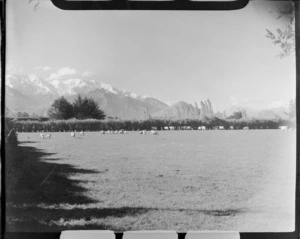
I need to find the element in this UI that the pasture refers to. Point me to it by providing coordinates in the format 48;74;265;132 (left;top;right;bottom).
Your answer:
6;130;296;232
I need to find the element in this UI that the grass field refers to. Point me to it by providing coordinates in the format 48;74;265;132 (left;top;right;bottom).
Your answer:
6;130;296;232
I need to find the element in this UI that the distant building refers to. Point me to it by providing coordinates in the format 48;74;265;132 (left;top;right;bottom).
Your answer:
218;126;224;130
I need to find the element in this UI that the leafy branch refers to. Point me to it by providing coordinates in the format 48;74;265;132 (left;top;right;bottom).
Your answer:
265;2;295;58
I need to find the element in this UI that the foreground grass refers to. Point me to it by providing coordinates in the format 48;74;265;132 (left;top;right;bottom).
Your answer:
6;131;296;232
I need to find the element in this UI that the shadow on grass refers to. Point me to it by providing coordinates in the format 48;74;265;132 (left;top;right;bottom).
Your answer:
6;143;244;232
6;144;148;231
7;206;151;231
7;205;244;232
6;145;99;205
19;141;38;144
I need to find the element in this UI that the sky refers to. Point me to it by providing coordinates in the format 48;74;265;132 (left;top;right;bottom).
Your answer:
6;0;296;111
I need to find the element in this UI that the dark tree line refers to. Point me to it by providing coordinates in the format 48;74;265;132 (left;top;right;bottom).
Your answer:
47;95;106;120
12;118;291;133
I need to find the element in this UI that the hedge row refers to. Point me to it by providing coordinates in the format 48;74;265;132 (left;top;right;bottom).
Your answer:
10;118;292;132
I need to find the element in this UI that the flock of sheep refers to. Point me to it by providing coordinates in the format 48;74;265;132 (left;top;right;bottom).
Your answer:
38;126;290;139
39;129;158;139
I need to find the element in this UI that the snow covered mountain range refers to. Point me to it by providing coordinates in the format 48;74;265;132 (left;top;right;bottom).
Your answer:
5;73;288;120
5;73;169;119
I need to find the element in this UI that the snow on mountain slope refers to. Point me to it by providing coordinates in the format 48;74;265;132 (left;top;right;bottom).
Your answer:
5;73;289;121
46;73;121;96
5;73;168;119
6;74;57;97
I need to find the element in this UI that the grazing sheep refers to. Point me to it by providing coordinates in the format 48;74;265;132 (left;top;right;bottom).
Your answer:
279;126;288;131
40;133;45;139
80;131;84;136
124;130;127;134
151;130;158;135
139;130;146;135
70;132;75;137
45;133;51;139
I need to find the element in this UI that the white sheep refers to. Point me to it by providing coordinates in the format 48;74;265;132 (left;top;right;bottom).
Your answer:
45;133;51;139
40;133;45;139
70;132;76;137
279;126;288;131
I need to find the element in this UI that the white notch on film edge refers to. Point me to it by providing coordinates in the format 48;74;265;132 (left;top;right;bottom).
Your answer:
185;231;240;239
60;230;115;239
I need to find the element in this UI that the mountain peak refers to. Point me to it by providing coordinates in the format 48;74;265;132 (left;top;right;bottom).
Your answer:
6;74;57;96
5;73;169;119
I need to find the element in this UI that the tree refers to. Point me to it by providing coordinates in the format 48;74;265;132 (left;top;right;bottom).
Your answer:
200;101;206;118
204;101;209;117
241;109;247;119
206;99;214;117
30;112;39;118
73;95;106;120
17;112;30;118
265;1;295;58
194;102;200;119
227;111;243;120
48;96;74;120
285;99;296;119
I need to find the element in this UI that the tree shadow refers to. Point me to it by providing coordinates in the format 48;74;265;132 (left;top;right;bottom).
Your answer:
6;143;244;232
6;145;99;206
19;141;38;144
7;206;151;232
6;144;151;231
